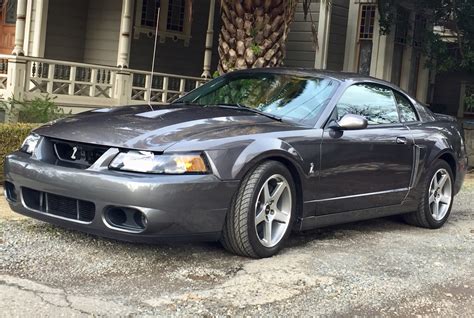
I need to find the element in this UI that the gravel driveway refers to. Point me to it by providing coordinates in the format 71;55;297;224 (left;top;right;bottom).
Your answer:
1;177;473;317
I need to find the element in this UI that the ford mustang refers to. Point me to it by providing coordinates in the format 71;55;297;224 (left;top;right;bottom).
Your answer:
3;69;468;258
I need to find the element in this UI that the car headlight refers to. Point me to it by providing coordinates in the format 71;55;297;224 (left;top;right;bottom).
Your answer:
21;133;41;154
109;151;209;174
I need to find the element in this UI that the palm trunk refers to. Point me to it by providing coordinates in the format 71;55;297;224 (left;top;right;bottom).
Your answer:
218;0;298;74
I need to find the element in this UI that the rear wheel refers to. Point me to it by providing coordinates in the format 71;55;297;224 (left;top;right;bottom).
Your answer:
403;160;454;229
221;161;295;258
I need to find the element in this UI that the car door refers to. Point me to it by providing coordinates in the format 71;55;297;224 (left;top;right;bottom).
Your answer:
316;83;414;215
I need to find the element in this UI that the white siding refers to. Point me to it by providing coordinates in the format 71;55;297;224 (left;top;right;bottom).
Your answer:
44;0;88;61
327;0;349;71
83;0;121;66
285;0;320;68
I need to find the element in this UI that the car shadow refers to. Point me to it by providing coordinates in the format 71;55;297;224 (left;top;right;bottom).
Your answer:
285;214;410;248
14;213;424;260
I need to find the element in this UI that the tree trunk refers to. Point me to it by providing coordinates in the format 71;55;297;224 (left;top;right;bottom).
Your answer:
218;0;297;74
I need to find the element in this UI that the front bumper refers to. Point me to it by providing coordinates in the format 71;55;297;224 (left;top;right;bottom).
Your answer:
4;152;239;242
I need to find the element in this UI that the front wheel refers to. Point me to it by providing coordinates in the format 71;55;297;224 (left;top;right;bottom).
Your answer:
403;160;454;229
221;161;296;258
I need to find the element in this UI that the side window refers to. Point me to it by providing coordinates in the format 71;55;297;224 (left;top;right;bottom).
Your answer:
335;83;400;125
393;91;419;122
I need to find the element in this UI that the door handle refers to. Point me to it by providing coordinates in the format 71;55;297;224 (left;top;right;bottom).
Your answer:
396;137;407;144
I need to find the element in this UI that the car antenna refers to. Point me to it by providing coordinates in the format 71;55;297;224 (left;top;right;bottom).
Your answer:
148;5;161;111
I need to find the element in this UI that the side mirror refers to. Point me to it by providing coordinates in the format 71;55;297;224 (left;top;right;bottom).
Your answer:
328;114;368;131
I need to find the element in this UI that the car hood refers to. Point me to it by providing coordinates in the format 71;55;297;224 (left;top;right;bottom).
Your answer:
34;105;298;152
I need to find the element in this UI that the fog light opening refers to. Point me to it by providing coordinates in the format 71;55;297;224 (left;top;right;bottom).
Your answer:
4;181;17;202
107;208;127;226
133;210;147;228
105;207;146;231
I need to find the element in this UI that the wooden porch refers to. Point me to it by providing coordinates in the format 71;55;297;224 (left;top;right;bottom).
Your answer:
0;54;206;119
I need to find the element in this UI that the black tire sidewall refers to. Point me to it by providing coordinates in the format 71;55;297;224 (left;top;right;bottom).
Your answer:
246;161;296;258
422;160;454;228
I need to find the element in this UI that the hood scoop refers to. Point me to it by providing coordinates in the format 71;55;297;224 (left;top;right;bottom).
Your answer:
135;108;184;119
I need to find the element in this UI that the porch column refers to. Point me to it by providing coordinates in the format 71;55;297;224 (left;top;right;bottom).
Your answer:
117;0;133;68
5;57;27;122
416;55;430;102
343;1;359;72
32;0;49;57
201;0;216;78
369;9;395;81
314;0;331;69
12;0;28;56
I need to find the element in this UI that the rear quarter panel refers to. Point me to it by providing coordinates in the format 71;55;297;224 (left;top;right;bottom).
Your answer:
405;116;467;202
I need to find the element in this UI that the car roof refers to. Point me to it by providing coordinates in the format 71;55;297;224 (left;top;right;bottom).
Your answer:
230;67;386;83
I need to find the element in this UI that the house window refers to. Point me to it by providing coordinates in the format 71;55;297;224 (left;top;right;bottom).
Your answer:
394;7;409;45
463;83;474;116
4;0;17;24
359;4;375;39
391;7;409;85
141;0;160;28
167;0;185;32
134;0;192;45
413;14;427;49
357;4;376;75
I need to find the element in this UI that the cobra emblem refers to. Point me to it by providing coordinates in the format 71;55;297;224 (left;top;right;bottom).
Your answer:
71;146;78;160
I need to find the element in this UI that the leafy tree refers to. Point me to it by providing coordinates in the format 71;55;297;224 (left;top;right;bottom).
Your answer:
378;0;474;72
216;0;473;74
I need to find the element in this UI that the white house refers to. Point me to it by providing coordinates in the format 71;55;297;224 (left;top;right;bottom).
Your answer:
0;0;436;113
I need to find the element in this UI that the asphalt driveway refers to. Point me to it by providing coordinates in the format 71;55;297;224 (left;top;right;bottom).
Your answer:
1;177;473;316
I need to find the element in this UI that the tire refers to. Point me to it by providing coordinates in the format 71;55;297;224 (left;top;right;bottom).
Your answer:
403;159;454;229
220;161;296;258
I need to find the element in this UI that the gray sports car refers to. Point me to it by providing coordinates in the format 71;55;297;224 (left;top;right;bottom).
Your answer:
4;68;468;258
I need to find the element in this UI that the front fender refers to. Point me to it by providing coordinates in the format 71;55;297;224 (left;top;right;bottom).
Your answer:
206;137;306;181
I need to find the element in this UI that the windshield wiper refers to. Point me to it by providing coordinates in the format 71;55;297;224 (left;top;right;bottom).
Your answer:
213;103;282;122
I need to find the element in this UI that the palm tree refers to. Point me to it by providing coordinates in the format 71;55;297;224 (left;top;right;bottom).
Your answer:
217;0;300;74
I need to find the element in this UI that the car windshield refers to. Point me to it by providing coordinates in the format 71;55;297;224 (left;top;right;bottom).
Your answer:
175;73;338;126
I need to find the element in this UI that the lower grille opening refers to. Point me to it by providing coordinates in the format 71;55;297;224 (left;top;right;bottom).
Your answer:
4;181;18;202
105;207;147;231
22;187;42;210
22;187;95;222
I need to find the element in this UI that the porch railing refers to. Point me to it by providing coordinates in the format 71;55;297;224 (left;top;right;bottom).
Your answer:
0;54;207;108
0;56;8;94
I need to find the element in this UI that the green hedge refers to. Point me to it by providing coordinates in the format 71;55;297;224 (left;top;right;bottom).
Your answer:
0;124;38;182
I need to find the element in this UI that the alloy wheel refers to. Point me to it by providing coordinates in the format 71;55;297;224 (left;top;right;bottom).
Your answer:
428;168;452;221
254;174;292;248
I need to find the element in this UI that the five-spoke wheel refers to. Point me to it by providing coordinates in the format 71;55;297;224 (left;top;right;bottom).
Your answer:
221;161;295;258
428;168;452;221
254;174;292;248
403;160;454;229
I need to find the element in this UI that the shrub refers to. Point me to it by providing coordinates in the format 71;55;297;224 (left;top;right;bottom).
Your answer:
0;95;69;124
0;123;38;182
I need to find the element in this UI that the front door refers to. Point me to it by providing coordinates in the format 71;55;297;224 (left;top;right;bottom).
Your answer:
0;0;17;54
316;83;414;214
